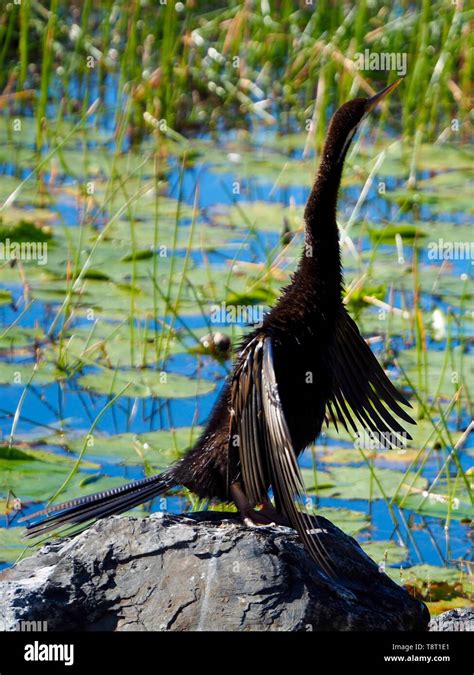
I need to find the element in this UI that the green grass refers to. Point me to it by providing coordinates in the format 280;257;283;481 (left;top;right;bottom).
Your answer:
0;1;471;144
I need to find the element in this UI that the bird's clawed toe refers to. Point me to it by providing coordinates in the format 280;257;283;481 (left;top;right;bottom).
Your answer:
243;513;276;528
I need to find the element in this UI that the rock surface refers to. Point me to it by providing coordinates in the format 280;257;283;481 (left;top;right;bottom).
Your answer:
429;608;474;632
0;512;429;631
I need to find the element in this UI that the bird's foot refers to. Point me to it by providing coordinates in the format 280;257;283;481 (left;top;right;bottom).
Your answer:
242;509;277;528
230;482;290;528
231;482;277;528
259;501;290;527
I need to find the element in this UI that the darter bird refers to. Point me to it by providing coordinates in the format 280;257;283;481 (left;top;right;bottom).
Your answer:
22;79;414;576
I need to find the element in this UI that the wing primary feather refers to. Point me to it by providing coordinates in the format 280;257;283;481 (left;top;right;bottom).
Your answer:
230;335;334;576
231;338;267;505
261;339;334;577
338;322;415;424
326;309;416;445
344;316;414;409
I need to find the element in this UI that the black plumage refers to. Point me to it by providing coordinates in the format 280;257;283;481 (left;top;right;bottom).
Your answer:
22;80;414;575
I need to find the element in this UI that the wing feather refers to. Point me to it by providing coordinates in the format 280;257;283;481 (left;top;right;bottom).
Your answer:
327;309;415;447
231;336;333;576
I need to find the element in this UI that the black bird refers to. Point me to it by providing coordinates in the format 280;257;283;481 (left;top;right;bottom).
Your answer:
22;80;414;574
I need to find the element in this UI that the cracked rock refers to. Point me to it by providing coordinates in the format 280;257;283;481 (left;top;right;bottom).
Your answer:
0;512;429;631
429;608;474;632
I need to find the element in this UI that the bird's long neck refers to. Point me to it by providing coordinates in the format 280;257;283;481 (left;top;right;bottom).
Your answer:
299;122;355;304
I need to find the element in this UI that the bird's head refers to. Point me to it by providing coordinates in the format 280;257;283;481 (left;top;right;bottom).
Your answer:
326;78;403;164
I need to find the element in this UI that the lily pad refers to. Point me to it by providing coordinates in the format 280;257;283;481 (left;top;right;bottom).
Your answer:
387;563;474;612
316;507;370;535
107;218;247;252
397;493;473;521
384;188;473;214
361;540;409;566
0;218;53;244
0;326;46;352
0;361;65;386
399;564;473;589
0;444;98;469
303;465;428;500
210;200;304;234
0;527;33;564
416;144;474;172
0;290;12;306
0;449;67;489
0;455;124;502
47;427;202;466
53;331;170;369
78;368;215;398
398;347;474;400
367;224;427;244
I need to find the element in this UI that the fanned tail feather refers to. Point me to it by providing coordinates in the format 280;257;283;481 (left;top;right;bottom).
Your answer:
20;470;177;538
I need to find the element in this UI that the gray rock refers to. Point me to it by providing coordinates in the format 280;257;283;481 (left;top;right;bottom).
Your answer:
429;608;474;632
0;512;429;631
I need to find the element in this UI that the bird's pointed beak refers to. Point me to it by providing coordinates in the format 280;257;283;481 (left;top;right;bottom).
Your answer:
366;78;403;113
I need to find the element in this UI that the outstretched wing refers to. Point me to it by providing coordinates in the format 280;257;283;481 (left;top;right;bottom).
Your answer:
230;335;333;576
325;308;415;447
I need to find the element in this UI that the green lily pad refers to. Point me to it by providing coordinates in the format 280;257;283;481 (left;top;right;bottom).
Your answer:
0;290;12;306
0;444;99;469
0;326;45;351
78;368;215;398
56;320;213;367
226;287;277;307
107;218;247;252
0;218;53;245
303;465;428;500
0;455;124;501
47;427;202;466
87;182;195;221
209;142;316;186
398;347;474;400
393;565;474;600
53;331;168;369
314;443;424;466
384;188;473;214
361;540;409;566
0;361;65;386
399;564;473;591
387;564;474;607
0;527;35;564
416;144;474;172
316;507;370;535
211;200;304;234
0;453;71;498
418;170;473;190
367;224;427;244
0;175;55;209
397;493;473;521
